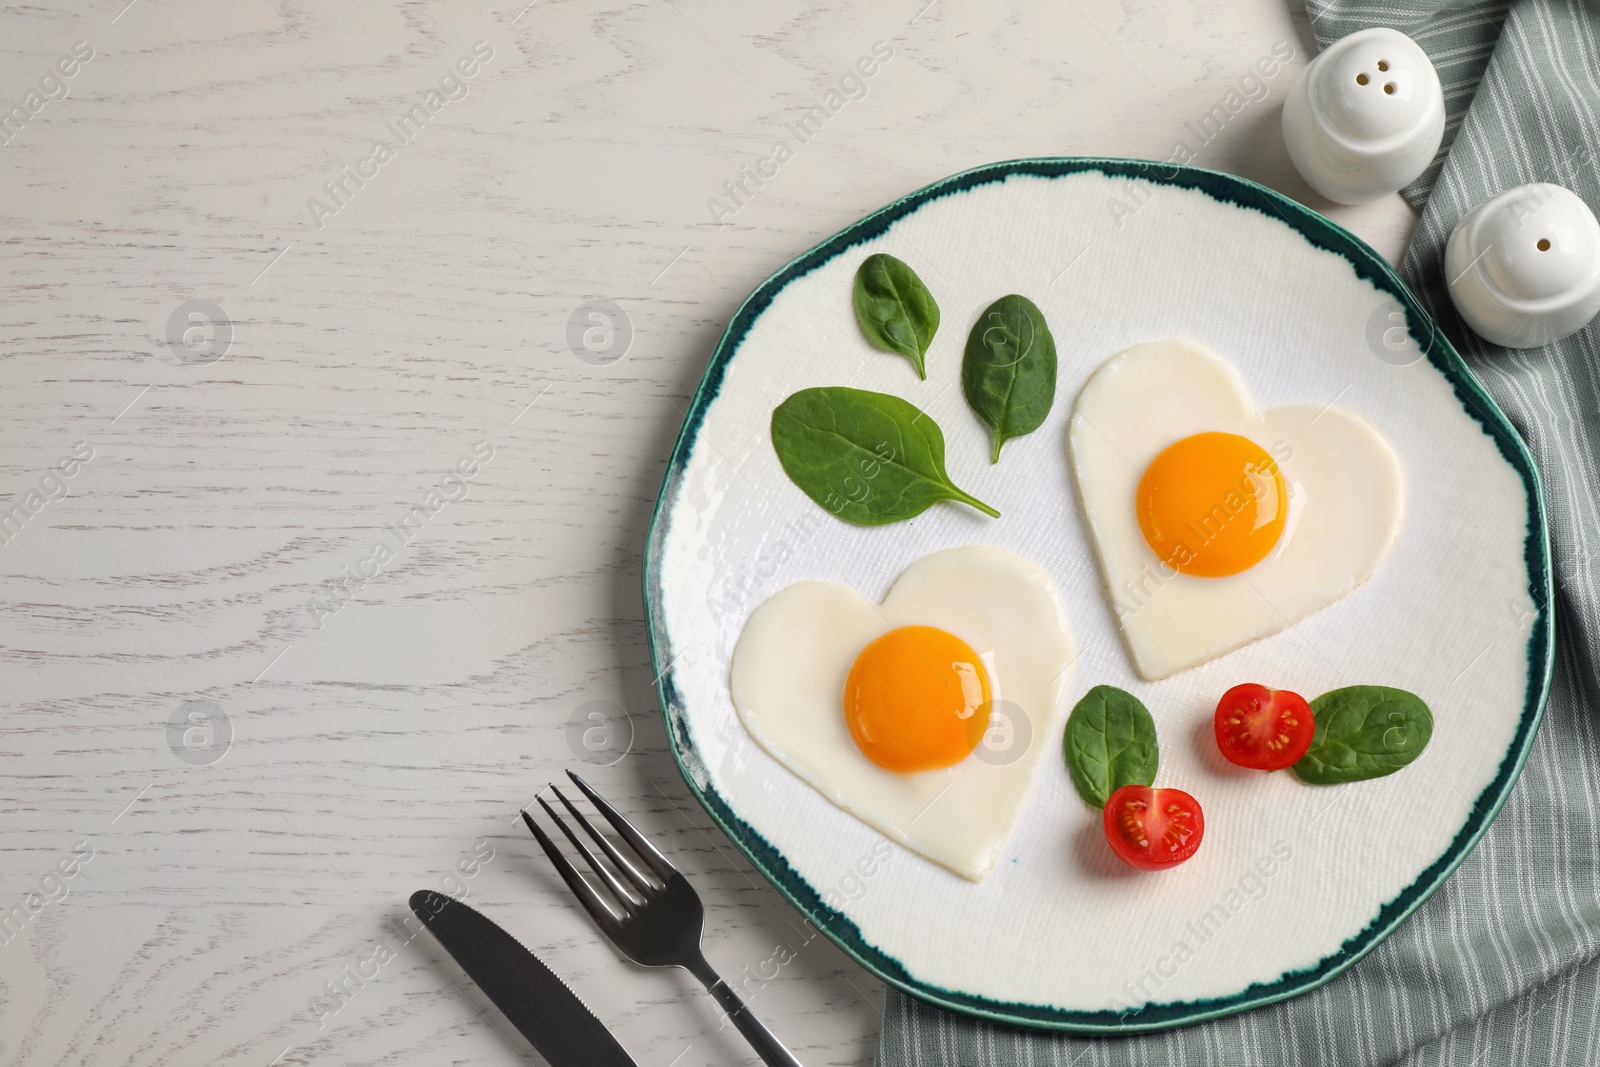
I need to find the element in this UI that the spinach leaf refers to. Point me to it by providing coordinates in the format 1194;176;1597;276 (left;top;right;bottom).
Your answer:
1292;686;1433;785
770;387;998;525
853;254;940;379
961;294;1057;463
1062;685;1159;808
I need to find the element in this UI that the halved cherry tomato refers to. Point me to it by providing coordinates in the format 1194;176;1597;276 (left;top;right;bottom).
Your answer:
1213;683;1314;770
1103;784;1204;870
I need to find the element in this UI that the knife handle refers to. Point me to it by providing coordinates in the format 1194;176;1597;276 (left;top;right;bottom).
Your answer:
687;953;804;1067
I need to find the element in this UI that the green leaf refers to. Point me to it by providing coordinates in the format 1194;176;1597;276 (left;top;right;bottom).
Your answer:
770;387;999;526
1292;686;1434;785
853;254;940;379
961;294;1058;463
1062;685;1159;809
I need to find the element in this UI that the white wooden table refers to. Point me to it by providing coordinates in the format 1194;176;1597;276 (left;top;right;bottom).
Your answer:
0;2;1415;1064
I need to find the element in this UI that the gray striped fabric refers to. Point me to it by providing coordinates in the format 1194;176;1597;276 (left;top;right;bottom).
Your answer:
877;2;1600;1062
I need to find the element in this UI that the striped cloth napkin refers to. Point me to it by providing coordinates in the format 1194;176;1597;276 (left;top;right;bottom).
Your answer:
877;1;1600;1062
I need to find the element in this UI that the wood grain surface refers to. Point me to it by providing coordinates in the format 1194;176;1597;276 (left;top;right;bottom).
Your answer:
0;1;1415;1064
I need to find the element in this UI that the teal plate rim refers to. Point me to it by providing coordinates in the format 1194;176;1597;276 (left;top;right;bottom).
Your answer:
640;157;1555;1033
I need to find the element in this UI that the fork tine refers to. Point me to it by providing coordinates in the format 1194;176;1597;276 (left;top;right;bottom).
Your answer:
566;770;677;880
550;785;658;896
537;795;639;912
520;808;623;930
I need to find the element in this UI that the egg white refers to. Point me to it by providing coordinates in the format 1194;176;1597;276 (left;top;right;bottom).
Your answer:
1069;339;1404;680
728;546;1074;881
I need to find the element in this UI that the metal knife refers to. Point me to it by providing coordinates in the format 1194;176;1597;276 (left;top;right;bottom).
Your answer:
409;889;640;1066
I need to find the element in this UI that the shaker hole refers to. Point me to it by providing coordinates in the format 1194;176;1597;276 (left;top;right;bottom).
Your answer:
1384;82;1396;94
1538;238;1552;251
1356;72;1370;85
1377;60;1390;71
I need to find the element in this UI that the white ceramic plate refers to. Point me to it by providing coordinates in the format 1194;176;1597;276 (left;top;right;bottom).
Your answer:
644;159;1552;1031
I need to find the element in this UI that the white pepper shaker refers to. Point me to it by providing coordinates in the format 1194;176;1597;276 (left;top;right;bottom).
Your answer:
1445;183;1600;349
1282;27;1445;205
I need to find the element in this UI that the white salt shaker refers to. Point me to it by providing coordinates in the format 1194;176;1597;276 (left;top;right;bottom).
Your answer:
1445;183;1600;348
1282;27;1445;205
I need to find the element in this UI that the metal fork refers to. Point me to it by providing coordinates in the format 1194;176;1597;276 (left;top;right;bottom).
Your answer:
522;771;804;1067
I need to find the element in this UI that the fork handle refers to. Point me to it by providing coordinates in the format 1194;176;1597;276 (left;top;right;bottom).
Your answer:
686;953;805;1067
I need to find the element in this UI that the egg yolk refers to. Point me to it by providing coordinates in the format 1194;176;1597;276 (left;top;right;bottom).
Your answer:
844;625;991;773
1136;432;1288;577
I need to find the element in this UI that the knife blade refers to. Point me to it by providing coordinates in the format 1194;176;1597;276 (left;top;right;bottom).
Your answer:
409;889;639;1067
